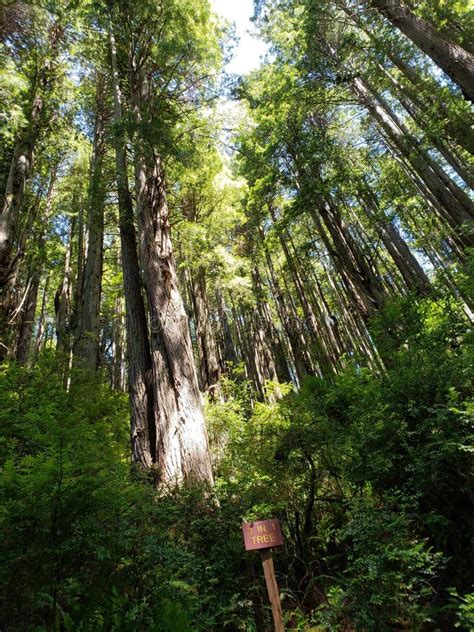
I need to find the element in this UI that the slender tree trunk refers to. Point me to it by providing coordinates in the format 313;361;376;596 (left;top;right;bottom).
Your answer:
131;62;213;486
352;76;474;248
74;78;107;368
14;268;40;363
263;240;312;383
215;288;238;369
190;269;221;396
111;296;126;391
358;183;432;295
268;204;336;376
33;274;49;360
369;0;474;101
376;64;474;189
287;229;345;372
55;217;75;354
308;199;385;322
251;266;289;390
386;52;474;155
0;21;62;355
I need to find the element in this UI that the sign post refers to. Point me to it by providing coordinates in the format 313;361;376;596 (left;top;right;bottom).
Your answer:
242;519;284;632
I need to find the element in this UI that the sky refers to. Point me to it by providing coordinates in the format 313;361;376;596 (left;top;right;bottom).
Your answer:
210;0;268;75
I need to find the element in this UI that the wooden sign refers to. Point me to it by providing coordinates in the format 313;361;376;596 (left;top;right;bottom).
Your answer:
242;519;285;631
242;519;284;551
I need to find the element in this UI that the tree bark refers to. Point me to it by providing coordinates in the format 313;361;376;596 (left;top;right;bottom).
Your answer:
14;268;40;363
190;269;221;396
0;20;62;354
55;217;75;354
109;25;155;470
74;76;107;368
358;183;432;295
131;63;213;486
352;76;474;249
369;0;474;101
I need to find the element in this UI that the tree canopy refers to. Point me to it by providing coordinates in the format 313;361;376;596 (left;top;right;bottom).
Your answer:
0;0;473;629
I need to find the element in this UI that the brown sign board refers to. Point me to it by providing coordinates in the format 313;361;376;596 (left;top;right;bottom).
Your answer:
242;519;283;551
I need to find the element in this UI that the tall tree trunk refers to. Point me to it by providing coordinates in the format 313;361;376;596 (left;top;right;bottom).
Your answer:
14;267;40;363
55;217;75;354
358;182;432;295
131;63;213;486
74;77;107;368
263;237;313;382
215;288;238;369
111;295;126;391
33;274;49;360
308;198;386;322
369;0;474;101
287;229;345;371
0;20;62;355
268;204;336;376
352;76;474;248
341;3;474;154
109;26;155;470
190;269;221;396
376;63;474;189
251;266;290;389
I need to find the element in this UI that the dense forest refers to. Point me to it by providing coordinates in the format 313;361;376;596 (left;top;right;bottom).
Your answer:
0;0;473;629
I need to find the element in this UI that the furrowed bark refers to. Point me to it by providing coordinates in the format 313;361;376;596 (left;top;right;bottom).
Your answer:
131;62;213;486
109;25;155;470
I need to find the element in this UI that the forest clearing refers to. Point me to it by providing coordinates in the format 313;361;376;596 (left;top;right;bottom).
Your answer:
0;0;473;629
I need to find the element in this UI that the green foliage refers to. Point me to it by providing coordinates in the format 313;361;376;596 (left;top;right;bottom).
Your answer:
0;356;254;631
453;590;474;630
206;294;474;630
1;299;473;630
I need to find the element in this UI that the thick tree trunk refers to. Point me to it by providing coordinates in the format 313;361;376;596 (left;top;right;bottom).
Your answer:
131;64;213;486
109;26;155;470
369;0;474;101
74;79;107;368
